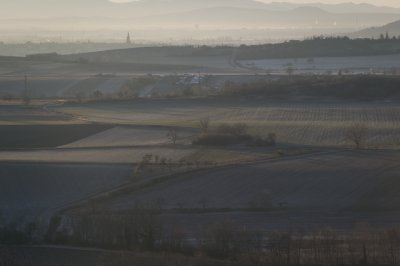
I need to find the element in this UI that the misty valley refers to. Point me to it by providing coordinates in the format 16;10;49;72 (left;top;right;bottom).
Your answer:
1;0;400;265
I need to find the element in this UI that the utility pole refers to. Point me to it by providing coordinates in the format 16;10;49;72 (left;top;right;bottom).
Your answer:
22;75;30;105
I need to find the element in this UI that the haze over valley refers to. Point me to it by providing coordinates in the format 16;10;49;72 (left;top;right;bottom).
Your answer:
1;0;400;46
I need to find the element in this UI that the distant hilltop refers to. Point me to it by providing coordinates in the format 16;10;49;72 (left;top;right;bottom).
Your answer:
353;20;400;39
1;0;400;18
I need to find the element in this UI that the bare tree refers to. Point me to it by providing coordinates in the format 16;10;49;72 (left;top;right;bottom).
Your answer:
133;154;153;178
345;123;368;149
166;128;178;145
248;189;273;209
286;66;294;76
199;117;210;134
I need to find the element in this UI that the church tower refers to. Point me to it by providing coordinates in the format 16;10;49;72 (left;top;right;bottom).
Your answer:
126;32;131;44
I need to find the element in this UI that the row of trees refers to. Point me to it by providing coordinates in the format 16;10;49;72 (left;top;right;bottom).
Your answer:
237;37;400;60
3;210;400;266
194;119;277;147
222;75;400;100
167;118;366;149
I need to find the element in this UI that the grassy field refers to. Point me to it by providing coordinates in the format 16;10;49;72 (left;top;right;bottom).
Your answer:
61;126;197;148
239;54;400;74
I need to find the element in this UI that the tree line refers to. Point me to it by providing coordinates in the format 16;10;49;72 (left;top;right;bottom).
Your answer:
237;37;400;60
221;75;400;100
2;210;400;265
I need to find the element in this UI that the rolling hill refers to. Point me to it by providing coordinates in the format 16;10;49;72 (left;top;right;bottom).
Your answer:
136;6;400;28
107;150;400;211
354;19;400;38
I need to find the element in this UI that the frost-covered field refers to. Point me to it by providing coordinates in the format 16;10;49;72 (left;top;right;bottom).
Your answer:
62;126;197;148
239;54;400;74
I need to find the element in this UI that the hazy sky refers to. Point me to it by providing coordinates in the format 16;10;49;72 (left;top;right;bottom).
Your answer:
259;1;400;7
109;0;400;8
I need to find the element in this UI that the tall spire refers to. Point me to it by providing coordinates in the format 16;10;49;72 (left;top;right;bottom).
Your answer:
126;32;131;44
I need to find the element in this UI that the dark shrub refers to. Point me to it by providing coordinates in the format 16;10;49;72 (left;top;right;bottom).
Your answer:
193;134;252;146
216;123;248;136
249;133;276;147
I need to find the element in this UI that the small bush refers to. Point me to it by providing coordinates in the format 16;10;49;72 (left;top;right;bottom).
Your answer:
193;134;252;146
216;123;248;136
193;123;277;147
249;133;276;147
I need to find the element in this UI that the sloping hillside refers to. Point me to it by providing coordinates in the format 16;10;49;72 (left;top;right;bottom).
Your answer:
354;20;400;38
108;151;400;211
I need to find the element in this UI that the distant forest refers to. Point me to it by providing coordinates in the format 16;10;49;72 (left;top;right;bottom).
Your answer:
222;75;400;100
116;37;400;60
236;37;400;60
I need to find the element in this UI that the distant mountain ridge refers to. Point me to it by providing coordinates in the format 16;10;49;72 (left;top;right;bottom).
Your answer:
1;0;400;19
1;0;400;43
2;5;399;30
135;6;400;28
263;2;400;13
